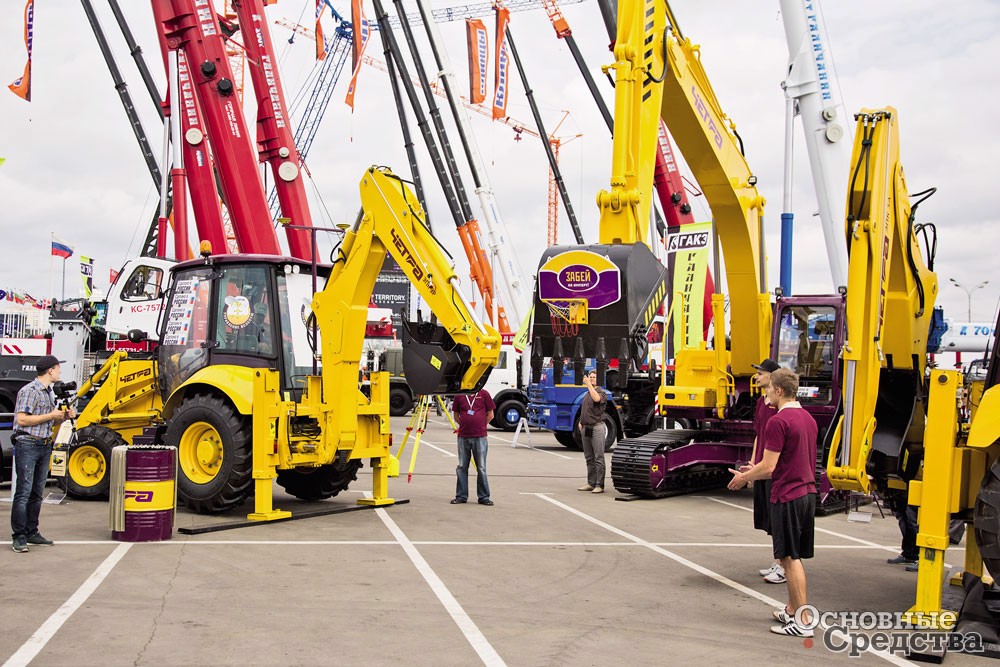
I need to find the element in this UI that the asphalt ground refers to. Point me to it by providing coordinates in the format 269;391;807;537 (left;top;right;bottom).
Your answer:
0;417;990;666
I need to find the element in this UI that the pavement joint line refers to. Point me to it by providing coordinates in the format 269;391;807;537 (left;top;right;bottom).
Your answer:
367;494;505;667
13;540;920;549
419;439;457;457
488;434;574;460
701;496;958;567
531;493;918;667
3;543;132;667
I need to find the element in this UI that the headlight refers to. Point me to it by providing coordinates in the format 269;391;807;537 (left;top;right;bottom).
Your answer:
542;408;551;417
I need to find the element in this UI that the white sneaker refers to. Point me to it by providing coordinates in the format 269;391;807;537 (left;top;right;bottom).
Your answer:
763;567;786;584
759;562;780;577
770;619;813;638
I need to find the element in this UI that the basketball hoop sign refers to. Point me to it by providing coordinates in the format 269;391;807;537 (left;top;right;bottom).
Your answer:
538;250;621;309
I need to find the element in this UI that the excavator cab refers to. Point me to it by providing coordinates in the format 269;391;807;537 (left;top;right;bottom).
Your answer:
157;255;320;400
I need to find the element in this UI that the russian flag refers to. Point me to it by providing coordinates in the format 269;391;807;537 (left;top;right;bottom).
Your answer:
51;235;73;259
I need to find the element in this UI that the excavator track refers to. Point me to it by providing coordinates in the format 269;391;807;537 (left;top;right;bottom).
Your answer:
611;430;731;498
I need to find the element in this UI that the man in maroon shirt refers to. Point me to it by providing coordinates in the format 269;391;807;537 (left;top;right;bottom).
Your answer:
730;359;781;581
728;368;818;637
451;389;496;506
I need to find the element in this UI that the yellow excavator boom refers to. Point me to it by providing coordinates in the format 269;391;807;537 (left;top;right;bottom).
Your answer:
826;108;938;493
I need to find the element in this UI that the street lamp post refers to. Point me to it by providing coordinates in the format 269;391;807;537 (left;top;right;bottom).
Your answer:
949;278;989;321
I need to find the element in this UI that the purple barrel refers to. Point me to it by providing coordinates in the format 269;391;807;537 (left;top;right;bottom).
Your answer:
110;445;177;542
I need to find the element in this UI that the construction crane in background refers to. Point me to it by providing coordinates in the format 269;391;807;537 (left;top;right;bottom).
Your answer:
221;1;246;102
544;112;582;246
271;14;353;219
385;0;586;28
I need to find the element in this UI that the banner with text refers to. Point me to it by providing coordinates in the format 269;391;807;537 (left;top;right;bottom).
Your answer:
466;19;488;105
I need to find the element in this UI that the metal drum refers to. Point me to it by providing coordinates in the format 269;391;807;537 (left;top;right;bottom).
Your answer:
109;438;177;542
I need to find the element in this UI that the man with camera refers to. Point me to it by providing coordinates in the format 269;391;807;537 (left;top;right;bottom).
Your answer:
10;355;75;553
577;370;608;494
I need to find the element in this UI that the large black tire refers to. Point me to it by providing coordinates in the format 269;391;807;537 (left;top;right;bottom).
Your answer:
164;393;253;514
555;431;579;449
560;413;618;452
975;458;1000;582
389;386;413;417
494;399;525;432
276;460;363;501
65;425;125;499
600;414;618;453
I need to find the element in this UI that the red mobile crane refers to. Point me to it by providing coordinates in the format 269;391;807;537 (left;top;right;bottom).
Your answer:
149;0;316;260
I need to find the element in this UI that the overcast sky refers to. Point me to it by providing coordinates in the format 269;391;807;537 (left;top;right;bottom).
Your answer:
1;0;998;330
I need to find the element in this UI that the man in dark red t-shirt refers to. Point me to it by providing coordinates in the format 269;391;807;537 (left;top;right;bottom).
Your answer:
728;368;818;638
451;389;496;506
730;359;781;581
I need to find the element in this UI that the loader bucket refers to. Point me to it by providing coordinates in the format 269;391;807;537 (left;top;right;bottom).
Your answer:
401;319;489;395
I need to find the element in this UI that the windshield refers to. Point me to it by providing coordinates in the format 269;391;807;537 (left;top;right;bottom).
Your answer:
776;305;837;406
277;271;322;390
158;268;212;397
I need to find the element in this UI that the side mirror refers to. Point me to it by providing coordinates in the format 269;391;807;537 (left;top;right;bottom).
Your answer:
127;329;148;343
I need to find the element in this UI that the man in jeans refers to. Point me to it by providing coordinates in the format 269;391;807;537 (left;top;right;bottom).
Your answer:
11;355;74;553
450;389;495;506
577;370;608;494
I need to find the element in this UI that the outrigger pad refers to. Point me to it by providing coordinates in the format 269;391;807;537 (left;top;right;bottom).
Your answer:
401;319;489;395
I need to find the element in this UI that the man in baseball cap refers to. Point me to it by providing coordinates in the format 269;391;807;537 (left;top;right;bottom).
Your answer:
10;354;72;552
34;355;65;375
731;357;782;581
751;358;781;374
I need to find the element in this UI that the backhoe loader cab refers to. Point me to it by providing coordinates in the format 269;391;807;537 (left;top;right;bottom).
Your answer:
157;255;320;400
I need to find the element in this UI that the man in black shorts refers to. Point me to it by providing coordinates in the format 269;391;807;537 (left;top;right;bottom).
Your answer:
728;368;818;637
729;359;781;581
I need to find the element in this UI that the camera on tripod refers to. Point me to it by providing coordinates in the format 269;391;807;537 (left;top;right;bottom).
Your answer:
52;380;78;401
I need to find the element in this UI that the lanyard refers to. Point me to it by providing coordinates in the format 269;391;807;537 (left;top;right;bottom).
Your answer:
466;393;478;411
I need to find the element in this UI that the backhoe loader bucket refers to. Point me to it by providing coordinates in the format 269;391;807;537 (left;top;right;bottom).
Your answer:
401;320;491;395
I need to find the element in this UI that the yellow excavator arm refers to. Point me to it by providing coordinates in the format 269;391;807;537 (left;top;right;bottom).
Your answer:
313;166;501;409
653;2;770;418
827;109;938;493
596;0;666;247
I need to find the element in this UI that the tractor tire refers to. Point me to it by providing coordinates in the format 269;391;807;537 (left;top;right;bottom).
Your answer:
559;414;618;452
600;414;618;453
974;458;1000;582
65;425;125;499
555;431;579;449
276;460;363;501
494;399;526;432
389;386;413;417
165;393;253;514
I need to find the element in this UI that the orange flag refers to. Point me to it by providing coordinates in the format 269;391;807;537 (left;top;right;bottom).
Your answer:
8;0;34;102
466;19;488;105
315;0;327;61
492;7;511;120
344;0;371;110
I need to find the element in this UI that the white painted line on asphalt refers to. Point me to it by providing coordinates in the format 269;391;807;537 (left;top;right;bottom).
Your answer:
24;539;917;549
702;497;895;550
489;434;573;460
531;493;917;667
369;496;505;666
420;439;457;457
4;543;132;667
703;496;957;568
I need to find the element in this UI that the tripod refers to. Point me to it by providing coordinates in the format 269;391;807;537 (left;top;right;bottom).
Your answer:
394;395;456;482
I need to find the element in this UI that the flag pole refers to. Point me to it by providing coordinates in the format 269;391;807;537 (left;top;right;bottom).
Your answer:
61;256;66;301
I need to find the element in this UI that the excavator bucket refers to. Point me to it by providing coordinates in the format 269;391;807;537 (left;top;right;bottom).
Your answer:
401;319;491;395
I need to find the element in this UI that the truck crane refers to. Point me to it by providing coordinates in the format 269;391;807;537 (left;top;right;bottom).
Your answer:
58;0;501;516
